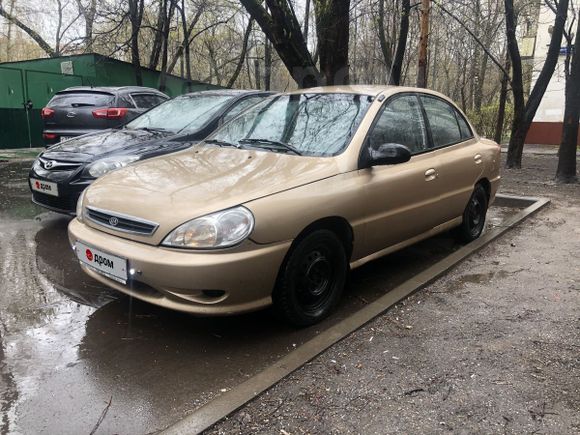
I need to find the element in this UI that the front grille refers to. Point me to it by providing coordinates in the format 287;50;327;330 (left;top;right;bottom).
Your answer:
32;191;77;213
86;206;158;236
39;157;83;172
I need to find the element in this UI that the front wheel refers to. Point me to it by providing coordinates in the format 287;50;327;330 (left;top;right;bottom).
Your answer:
273;230;347;327
455;184;488;243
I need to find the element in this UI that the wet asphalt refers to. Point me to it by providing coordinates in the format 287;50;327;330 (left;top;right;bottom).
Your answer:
0;161;516;434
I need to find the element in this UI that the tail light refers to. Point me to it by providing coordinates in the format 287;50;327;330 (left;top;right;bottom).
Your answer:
43;133;57;140
41;108;55;119
92;108;128;120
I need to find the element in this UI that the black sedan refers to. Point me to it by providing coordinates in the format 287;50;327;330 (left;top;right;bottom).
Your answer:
29;90;272;214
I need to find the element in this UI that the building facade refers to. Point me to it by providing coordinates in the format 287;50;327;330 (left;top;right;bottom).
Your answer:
526;1;580;145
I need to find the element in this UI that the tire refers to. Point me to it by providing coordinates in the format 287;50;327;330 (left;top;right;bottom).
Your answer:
273;230;347;327
455;183;488;243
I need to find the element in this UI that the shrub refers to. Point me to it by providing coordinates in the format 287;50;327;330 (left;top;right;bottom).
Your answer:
467;103;513;143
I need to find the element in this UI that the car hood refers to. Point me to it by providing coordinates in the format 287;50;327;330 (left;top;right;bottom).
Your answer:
83;145;341;245
43;128;174;163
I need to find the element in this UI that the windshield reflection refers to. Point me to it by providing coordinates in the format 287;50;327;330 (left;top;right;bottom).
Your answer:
210;93;373;157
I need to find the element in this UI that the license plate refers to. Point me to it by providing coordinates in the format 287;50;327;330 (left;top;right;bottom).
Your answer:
76;241;128;284
30;178;59;197
60;136;74;142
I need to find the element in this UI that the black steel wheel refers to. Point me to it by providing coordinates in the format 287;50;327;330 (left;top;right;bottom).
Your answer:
273;230;347;326
456;183;488;243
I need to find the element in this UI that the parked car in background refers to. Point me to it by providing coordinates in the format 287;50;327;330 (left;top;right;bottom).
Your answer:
30;90;272;214
41;86;169;145
68;85;501;326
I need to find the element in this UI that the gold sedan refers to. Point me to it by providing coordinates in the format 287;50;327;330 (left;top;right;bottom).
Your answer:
68;86;501;326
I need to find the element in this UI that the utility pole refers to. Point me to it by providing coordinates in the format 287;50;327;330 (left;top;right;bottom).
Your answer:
417;0;431;88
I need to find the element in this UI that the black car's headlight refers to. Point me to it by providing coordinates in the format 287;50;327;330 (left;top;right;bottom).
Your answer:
84;155;140;178
32;159;43;172
161;206;254;249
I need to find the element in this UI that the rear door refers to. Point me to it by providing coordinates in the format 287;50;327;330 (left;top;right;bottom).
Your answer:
418;94;481;223
45;91;115;135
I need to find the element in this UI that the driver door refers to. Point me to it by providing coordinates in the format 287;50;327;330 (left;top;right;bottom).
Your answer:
359;94;442;257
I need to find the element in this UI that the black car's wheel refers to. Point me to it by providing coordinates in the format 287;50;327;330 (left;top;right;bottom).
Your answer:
456;183;488;243
273;230;347;327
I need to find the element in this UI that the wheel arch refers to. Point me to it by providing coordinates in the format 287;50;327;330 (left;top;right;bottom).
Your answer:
292;216;354;261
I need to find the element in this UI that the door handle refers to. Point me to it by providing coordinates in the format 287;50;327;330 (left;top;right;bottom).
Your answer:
474;154;482;164
425;168;437;181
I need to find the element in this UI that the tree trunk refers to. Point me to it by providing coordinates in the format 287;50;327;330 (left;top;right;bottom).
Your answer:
377;0;394;73
241;0;321;88
494;50;511;144
314;0;351;85
417;0;430;88
505;0;569;169
303;0;310;45
128;0;144;85
264;40;272;90
149;0;167;69
158;0;177;91
227;19;254;88
391;0;410;85
556;11;580;183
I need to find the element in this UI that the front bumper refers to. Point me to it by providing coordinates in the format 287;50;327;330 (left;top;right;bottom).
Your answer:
29;177;89;214
68;218;292;316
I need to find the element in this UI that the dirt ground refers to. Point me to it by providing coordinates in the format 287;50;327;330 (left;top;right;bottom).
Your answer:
208;153;580;434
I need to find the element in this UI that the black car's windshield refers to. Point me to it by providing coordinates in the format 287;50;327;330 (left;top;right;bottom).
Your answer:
208;93;373;157
126;94;234;134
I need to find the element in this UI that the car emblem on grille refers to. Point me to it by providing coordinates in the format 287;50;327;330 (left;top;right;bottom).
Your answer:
44;160;55;169
66;111;76;118
109;216;119;226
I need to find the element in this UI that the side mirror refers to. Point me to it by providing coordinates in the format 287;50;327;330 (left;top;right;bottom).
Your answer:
362;143;411;168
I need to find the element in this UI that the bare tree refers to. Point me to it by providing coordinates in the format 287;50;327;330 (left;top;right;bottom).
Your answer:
505;0;569;169
556;7;579;182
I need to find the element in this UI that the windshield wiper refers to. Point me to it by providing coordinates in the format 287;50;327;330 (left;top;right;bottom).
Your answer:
204;139;241;149
239;138;302;156
140;127;169;133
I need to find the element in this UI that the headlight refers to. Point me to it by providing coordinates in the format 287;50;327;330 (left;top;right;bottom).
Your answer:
76;189;86;220
85;155;140;178
162;206;254;249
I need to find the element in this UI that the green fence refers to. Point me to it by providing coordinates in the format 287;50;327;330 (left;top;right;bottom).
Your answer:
0;54;223;149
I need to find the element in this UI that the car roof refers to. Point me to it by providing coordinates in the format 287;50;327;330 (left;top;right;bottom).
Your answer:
285;85;452;99
58;86;167;95
179;89;275;99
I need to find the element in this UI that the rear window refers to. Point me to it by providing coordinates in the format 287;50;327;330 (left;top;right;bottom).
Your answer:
131;93;167;109
48;92;115;108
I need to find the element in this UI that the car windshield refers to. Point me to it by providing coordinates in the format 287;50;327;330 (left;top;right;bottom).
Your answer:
208;93;373;157
126;94;234;134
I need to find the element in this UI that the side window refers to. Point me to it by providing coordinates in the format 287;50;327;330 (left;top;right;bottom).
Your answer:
116;95;136;108
222;96;266;124
131;93;167;109
455;109;474;139
368;95;427;154
420;96;462;147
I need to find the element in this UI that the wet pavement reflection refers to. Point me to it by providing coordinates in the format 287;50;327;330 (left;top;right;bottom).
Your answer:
0;161;517;434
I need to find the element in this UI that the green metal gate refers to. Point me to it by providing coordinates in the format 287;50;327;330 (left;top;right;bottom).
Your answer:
0;67;83;148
